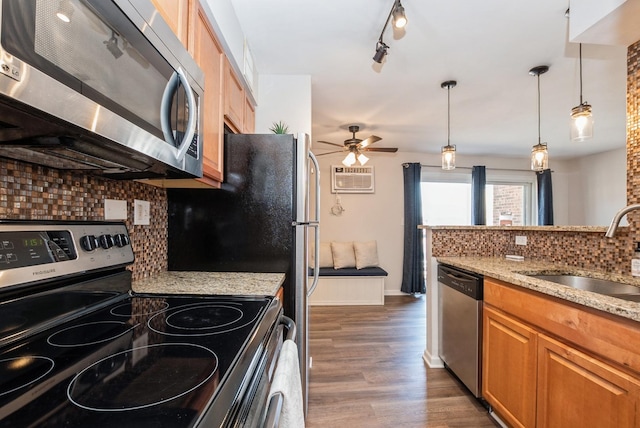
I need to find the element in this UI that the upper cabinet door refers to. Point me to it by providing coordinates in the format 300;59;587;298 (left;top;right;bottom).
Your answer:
224;59;245;132
189;1;224;183
243;97;255;134
150;0;190;47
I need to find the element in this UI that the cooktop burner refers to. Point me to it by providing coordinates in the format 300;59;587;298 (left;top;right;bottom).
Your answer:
0;293;277;427
47;321;138;347
67;343;219;412
0;356;55;398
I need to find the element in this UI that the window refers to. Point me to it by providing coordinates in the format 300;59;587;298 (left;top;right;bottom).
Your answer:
421;169;535;226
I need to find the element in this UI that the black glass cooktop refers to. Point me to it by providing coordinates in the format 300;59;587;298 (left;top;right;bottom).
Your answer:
0;293;275;427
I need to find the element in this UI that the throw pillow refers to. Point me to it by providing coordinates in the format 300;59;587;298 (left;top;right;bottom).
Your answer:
354;240;379;269
331;241;356;269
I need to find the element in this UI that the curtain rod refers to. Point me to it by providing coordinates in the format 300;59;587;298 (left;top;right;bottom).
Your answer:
419;164;550;173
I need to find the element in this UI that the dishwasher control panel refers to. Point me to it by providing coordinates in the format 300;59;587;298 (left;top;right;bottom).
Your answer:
437;264;483;300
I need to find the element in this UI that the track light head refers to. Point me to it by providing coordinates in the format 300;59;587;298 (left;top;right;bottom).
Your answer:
373;42;388;63
392;2;407;28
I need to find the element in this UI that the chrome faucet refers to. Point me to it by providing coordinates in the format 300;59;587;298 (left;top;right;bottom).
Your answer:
605;204;640;237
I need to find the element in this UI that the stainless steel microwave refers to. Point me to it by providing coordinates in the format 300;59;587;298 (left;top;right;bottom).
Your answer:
0;0;204;179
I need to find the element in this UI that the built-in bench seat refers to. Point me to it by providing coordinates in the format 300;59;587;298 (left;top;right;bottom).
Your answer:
308;266;388;306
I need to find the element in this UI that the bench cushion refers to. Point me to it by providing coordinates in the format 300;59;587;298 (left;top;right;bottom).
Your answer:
310;267;388;277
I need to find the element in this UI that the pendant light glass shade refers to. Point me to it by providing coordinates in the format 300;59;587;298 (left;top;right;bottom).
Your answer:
441;144;456;170
570;103;593;141
531;142;548;171
529;65;550;171
570;44;593;141
441;80;457;170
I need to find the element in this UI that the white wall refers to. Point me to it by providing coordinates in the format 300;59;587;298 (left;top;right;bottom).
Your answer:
255;75;312;136
316;150;624;294
566;147;627;225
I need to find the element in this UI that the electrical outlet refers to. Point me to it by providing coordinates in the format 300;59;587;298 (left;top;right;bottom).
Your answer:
134;199;150;225
104;199;127;220
515;235;527;246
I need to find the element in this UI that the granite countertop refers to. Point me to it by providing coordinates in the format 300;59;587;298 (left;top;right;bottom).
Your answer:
132;272;285;297
436;257;640;323
419;225;611;233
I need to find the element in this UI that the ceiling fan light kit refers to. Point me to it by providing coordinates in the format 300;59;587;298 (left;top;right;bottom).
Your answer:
373;0;407;64
570;43;594;142
316;124;398;165
441;80;457;170
530;65;550;171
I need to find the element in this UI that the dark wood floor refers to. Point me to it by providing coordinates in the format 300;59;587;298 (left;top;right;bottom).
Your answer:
306;295;498;428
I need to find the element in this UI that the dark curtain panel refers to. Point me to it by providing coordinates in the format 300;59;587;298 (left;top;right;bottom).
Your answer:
401;163;425;294
471;165;486;225
537;168;554;225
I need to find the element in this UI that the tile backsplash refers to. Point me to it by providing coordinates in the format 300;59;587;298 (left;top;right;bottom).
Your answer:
0;159;167;280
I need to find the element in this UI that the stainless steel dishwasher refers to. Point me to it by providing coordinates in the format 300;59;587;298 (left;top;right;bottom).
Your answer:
438;263;484;398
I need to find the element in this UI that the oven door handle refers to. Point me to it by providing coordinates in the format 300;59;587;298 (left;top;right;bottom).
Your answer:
280;315;296;342
263;392;284;428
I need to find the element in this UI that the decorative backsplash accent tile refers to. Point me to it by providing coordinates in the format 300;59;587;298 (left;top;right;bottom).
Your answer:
0;159;167;281
431;228;632;275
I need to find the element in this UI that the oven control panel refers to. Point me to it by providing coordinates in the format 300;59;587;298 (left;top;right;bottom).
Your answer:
0;221;134;290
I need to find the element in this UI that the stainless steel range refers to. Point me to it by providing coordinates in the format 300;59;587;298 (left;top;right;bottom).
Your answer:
0;221;289;427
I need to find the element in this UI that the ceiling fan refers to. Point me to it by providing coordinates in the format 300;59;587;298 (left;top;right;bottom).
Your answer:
315;125;398;166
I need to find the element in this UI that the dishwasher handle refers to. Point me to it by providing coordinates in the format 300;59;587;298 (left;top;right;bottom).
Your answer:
437;264;483;300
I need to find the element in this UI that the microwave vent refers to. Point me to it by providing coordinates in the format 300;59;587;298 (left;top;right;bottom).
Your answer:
331;165;374;194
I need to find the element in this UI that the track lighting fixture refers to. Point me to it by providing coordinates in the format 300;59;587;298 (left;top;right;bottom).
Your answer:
372;0;407;64
373;42;388;64
441;80;457;170
529;65;550;171
570;43;593;141
392;2;407;28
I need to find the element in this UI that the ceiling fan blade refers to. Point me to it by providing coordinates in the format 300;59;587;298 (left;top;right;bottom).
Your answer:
363;147;398;153
316;140;344;148
359;135;382;148
314;150;345;156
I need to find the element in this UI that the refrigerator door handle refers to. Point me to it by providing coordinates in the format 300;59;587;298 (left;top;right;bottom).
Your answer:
307;151;321;297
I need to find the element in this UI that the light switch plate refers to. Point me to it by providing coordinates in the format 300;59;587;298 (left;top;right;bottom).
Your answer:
515;235;527;246
134;199;150;225
104;199;127;220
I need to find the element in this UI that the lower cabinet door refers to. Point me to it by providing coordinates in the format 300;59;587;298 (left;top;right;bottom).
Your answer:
483;306;537;428
537;334;640;428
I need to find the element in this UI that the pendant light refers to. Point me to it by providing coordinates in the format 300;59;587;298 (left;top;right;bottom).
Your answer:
570;43;593;141
441;80;457;170
529;66;549;171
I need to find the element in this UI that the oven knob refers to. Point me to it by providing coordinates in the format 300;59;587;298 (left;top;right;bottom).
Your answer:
80;235;98;251
99;234;114;249
114;234;130;247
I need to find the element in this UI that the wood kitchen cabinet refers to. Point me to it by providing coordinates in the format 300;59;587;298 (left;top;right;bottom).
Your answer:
537;334;640;428
243;96;255;133
189;1;224;183
483;277;640;427
224;59;245;133
483;306;537;428
150;0;190;46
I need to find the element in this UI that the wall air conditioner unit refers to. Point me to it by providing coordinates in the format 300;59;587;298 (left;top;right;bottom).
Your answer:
331;165;375;194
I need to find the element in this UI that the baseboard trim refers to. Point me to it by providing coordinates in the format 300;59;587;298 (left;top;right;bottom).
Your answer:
422;349;444;368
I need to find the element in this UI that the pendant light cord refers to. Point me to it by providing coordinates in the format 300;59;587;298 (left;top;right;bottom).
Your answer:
447;85;451;146
537;72;541;145
579;43;583;105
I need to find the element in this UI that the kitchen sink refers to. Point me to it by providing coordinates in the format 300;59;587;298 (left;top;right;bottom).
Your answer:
528;274;640;298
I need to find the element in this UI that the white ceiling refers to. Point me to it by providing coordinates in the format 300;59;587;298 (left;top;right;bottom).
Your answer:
230;0;628;160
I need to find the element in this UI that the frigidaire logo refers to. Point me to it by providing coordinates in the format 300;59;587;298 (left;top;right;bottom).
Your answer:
33;268;56;276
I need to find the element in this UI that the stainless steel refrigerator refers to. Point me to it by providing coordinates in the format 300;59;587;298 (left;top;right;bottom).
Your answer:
166;132;320;412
